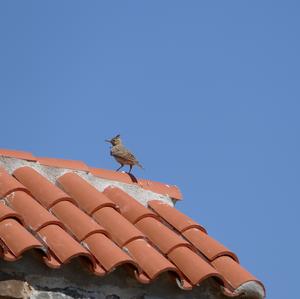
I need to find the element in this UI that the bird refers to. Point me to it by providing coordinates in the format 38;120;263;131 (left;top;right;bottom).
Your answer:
105;134;143;173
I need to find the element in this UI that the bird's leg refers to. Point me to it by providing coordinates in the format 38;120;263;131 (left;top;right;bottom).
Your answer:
128;165;133;173
116;164;124;172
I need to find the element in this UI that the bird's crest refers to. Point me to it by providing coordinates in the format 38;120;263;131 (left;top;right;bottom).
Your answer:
105;134;122;146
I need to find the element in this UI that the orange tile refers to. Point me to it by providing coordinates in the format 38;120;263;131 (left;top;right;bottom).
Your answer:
167;246;223;286
38;224;106;276
182;228;238;262
92;207;144;247
135;217;191;254
57;172;116;215
149;200;206;233
103;186;157;224
0;149;36;161
0;202;23;224
90;168;182;200
6;191;61;232
83;233;137;272
138;180;182;200
51;201;107;241
90;167;136;184
124;238;179;280
37;157;89;171
211;256;262;290
0;167;28;198
13;167;76;209
38;224;92;263
0;218;43;260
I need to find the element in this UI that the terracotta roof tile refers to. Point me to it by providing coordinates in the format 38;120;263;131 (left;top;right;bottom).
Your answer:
89;167;136;184
0;153;264;297
0;202;23;224
57;172;116;214
37;224;104;275
83;233;137;272
0;218;43;260
90;167;182;200
211;256;262;290
183;228;238;262
135;216;191;254
92;207;144;247
167;246;223;285
13;167;76;209
124;238;179;281
0;149;36;161
37;157;89;171
138;179;182;200
51;201;107;241
6;191;61;232
0;167;28;198
149;199;206;233
103;186;157;224
0;149;182;200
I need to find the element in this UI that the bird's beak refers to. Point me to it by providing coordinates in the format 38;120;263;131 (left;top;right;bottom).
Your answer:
105;139;111;143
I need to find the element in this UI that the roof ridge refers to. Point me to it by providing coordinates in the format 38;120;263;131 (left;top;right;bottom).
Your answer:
0;148;182;200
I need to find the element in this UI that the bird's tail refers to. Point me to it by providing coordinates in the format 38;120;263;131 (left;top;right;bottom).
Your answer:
137;162;144;170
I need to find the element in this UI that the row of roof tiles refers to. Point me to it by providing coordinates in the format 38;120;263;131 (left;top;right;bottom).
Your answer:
0;149;182;200
0;164;264;295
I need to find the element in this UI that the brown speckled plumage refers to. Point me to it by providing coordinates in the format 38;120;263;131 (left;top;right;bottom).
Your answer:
106;135;143;173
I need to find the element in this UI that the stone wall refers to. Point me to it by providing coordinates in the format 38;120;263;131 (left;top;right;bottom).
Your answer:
0;251;227;299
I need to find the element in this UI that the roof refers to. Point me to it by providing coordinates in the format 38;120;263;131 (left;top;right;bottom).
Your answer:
0;149;265;298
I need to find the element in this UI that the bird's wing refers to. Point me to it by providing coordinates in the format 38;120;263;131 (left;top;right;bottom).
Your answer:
111;146;138;163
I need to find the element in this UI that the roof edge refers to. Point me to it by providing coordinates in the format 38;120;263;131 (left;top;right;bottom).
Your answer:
0;149;182;200
223;281;266;299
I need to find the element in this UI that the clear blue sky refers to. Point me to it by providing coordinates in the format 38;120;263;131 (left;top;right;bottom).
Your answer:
1;1;299;298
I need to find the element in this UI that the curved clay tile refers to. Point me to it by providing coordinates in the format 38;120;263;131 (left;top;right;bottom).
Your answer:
0;149;36;161
0;218;43;260
83;233;137;272
124;238;180;281
138;180;182;200
6;191;61;232
37;224;90;263
37;157;89;172
92;207;144;247
0;167;28;198
57;172;116;215
167;246;223;286
51;201;107;241
103;186;157;224
13;167;75;209
42;254;62;269
37;224;104;275
182;227;238;262
148;200;206;233
0;202;23;224
211;256;263;291
135;217;191;254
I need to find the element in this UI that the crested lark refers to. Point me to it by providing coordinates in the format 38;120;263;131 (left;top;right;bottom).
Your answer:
105;134;143;173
